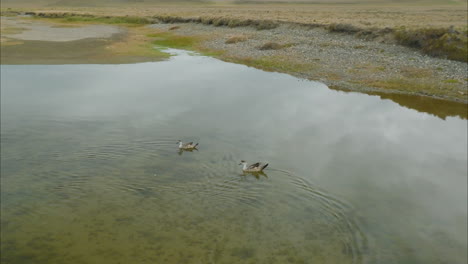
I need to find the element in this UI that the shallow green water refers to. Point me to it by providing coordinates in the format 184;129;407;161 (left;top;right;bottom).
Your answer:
1;50;467;264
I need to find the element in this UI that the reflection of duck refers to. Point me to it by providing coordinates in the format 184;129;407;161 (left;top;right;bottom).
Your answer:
177;148;198;156
178;140;199;150
239;160;269;173
242;170;268;179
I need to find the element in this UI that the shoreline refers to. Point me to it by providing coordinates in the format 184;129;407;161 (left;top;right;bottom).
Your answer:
2;10;467;103
1;10;467;114
147;20;467;104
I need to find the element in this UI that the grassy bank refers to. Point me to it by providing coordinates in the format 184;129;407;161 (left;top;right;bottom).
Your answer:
19;11;468;63
142;29;467;104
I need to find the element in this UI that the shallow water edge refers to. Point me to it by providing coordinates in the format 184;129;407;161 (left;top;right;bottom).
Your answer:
1;14;467;105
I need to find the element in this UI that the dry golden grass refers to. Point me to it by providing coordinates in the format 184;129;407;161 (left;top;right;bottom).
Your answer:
258;42;284;50
225;34;248;44
6;2;465;31
5;2;466;61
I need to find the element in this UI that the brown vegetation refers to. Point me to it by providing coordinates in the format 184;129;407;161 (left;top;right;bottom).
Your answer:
394;27;468;62
225;34;247;44
257;42;292;50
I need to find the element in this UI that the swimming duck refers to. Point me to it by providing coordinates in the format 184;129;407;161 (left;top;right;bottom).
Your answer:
178;140;199;150
239;160;269;172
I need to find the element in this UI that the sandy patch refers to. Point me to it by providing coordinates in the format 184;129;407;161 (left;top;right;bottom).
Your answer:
1;17;168;65
1;16;121;41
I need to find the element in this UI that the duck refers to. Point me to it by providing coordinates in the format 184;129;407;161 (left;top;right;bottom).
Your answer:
178;140;199;150
238;160;269;173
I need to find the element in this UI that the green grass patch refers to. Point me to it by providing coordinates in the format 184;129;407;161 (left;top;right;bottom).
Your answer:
224;55;317;74
150;32;199;49
443;79;459;84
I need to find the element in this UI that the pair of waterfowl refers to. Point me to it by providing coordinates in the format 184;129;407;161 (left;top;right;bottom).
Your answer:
177;140;269;173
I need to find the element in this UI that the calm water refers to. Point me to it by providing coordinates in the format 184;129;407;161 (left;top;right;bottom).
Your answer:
1;50;467;264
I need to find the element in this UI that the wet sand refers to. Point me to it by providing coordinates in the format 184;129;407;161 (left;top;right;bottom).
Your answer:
2;16;121;41
0;16;167;64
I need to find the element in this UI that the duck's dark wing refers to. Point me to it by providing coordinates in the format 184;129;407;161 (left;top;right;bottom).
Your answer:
248;162;261;169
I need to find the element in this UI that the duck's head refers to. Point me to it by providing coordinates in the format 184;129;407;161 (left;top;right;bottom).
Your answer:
177;140;181;144
238;160;246;165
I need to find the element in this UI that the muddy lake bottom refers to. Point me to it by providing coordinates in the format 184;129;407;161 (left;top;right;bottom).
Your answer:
1;50;467;264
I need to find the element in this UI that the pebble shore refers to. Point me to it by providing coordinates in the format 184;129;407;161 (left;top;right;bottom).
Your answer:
150;23;468;103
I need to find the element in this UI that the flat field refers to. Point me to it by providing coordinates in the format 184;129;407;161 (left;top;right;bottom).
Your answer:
4;1;467;30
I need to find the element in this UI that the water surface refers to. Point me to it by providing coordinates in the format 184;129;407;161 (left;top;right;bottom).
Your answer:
1;50;467;264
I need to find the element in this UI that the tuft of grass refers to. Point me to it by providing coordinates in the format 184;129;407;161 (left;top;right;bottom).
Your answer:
200;17;214;25
353;45;366;49
327;23;360;33
225;35;248;44
255;20;278;30
394;27;468;62
258;42;293;50
227;19;250;28
444;79;459;84
258;42;283;50
212;17;228;27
